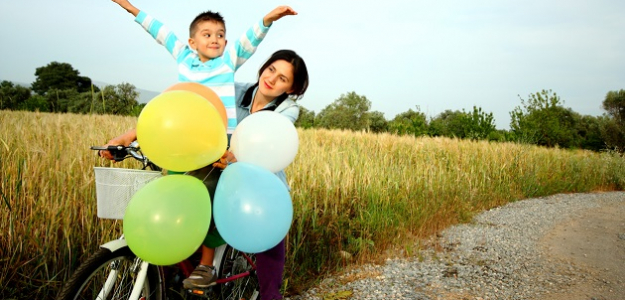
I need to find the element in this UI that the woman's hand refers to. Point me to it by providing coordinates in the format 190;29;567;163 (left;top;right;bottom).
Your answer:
212;150;237;169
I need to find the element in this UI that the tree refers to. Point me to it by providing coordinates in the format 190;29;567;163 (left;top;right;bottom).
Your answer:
600;89;625;151
21;95;49;112
31;61;97;95
428;107;495;140
510;89;579;148
602;89;625;124
464;106;496;140
367;111;388;133
315;92;371;131
45;88;81;113
95;83;140;115
0;81;32;110
295;106;315;129
574;114;605;151
68;92;99;114
428;109;467;138
130;103;147;117
600;117;625;152
388;107;428;137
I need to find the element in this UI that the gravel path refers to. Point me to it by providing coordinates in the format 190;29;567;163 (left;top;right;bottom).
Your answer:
286;192;625;300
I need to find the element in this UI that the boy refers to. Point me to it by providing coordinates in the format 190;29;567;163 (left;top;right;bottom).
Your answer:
111;0;296;134
110;0;297;289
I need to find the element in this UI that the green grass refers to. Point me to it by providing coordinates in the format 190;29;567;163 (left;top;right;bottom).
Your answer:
1;110;624;298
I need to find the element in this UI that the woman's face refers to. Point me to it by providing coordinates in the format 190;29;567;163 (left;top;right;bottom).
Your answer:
258;59;294;98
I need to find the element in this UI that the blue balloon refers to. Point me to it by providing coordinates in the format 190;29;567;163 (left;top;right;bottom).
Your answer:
213;162;293;253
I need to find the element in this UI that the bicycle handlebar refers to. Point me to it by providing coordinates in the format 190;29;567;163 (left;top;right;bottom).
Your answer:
90;141;161;171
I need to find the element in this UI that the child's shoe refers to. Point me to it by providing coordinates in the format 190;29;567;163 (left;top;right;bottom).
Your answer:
182;265;217;288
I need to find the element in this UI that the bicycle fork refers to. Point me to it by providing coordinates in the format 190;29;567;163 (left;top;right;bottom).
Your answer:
98;238;153;300
98;260;120;299
97;257;150;300
128;259;150;300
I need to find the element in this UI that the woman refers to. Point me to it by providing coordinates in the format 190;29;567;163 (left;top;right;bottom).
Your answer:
100;49;309;300
215;49;308;300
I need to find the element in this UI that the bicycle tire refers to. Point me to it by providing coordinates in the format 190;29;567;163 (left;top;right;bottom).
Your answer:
56;246;164;300
217;245;260;300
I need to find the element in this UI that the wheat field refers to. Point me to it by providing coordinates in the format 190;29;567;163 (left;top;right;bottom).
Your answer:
1;110;623;298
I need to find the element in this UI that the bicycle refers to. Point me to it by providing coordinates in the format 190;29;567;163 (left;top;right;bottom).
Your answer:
56;142;260;300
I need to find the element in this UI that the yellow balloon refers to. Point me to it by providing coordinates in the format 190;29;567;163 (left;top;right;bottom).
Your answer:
137;90;227;172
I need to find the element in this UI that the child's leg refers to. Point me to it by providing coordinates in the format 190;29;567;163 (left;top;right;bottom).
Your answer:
256;239;286;300
182;244;218;288
200;245;215;266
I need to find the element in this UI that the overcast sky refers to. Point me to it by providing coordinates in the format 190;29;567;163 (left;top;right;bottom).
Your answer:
1;0;624;129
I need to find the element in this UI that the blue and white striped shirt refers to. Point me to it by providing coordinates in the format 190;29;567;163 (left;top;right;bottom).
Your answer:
135;11;271;134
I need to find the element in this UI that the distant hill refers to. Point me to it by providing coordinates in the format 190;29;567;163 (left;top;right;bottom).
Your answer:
1;79;159;104
136;88;159;104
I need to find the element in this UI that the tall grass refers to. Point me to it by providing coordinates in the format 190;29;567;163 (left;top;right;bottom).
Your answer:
0;110;137;298
284;129;625;291
1;110;624;298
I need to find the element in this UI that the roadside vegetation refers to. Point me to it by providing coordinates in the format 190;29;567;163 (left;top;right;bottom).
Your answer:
1;110;624;298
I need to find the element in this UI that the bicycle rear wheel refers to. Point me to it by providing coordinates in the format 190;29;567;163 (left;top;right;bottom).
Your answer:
217;245;259;300
56;246;164;300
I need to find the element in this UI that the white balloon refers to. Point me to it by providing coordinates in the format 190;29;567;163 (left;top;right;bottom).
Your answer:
230;111;299;172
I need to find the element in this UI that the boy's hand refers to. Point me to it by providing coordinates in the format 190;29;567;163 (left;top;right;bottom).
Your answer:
98;138;127;161
98;129;137;161
111;0;140;17
263;6;297;27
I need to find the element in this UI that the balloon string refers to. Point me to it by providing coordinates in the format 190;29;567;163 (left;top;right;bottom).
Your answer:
201;166;218;182
182;165;219;183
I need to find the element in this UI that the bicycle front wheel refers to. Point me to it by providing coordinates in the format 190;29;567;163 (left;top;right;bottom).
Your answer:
217;245;259;300
56;246;164;300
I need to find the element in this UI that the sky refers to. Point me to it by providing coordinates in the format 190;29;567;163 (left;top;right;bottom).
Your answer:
1;0;624;129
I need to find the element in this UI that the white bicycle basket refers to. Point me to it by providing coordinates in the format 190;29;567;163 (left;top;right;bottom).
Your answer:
93;167;163;219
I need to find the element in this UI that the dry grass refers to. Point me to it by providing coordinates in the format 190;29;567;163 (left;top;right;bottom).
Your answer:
1;110;624;298
284;129;625;292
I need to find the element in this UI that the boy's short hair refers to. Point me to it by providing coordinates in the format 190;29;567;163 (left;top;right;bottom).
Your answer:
189;11;226;37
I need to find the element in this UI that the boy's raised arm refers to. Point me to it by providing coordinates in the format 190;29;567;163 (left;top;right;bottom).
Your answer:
112;0;140;17
128;5;187;61
228;6;298;71
111;0;185;60
263;5;298;27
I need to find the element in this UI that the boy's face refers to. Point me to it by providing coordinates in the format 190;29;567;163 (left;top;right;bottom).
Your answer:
189;20;227;62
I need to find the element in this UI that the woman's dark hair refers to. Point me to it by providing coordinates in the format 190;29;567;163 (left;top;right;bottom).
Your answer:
243;50;309;108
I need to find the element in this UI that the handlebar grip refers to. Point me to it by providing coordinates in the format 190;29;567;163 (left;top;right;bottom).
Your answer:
90;145;127;162
90;145;124;151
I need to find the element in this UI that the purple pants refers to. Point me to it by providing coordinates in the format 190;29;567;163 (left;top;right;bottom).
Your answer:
255;239;285;300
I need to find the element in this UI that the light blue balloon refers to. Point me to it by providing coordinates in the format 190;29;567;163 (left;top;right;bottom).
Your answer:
213;162;293;253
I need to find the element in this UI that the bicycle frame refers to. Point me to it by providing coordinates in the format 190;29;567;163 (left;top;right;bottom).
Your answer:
93;257;149;300
98;236;257;299
78;143;259;300
128;261;150;300
215;254;256;284
95;238;151;300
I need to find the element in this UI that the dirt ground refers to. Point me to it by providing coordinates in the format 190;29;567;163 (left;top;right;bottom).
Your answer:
539;200;625;300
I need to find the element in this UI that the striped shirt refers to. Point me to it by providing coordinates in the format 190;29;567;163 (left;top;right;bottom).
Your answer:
135;11;271;134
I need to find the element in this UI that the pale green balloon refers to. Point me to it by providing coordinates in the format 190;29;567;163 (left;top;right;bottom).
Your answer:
123;174;211;265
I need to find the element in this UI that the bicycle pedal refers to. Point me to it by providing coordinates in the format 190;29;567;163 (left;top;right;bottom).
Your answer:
187;287;213;298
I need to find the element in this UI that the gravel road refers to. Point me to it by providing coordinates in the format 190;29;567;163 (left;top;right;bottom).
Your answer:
286;192;625;300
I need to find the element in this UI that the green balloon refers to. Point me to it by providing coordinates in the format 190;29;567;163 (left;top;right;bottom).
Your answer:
123;174;211;265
